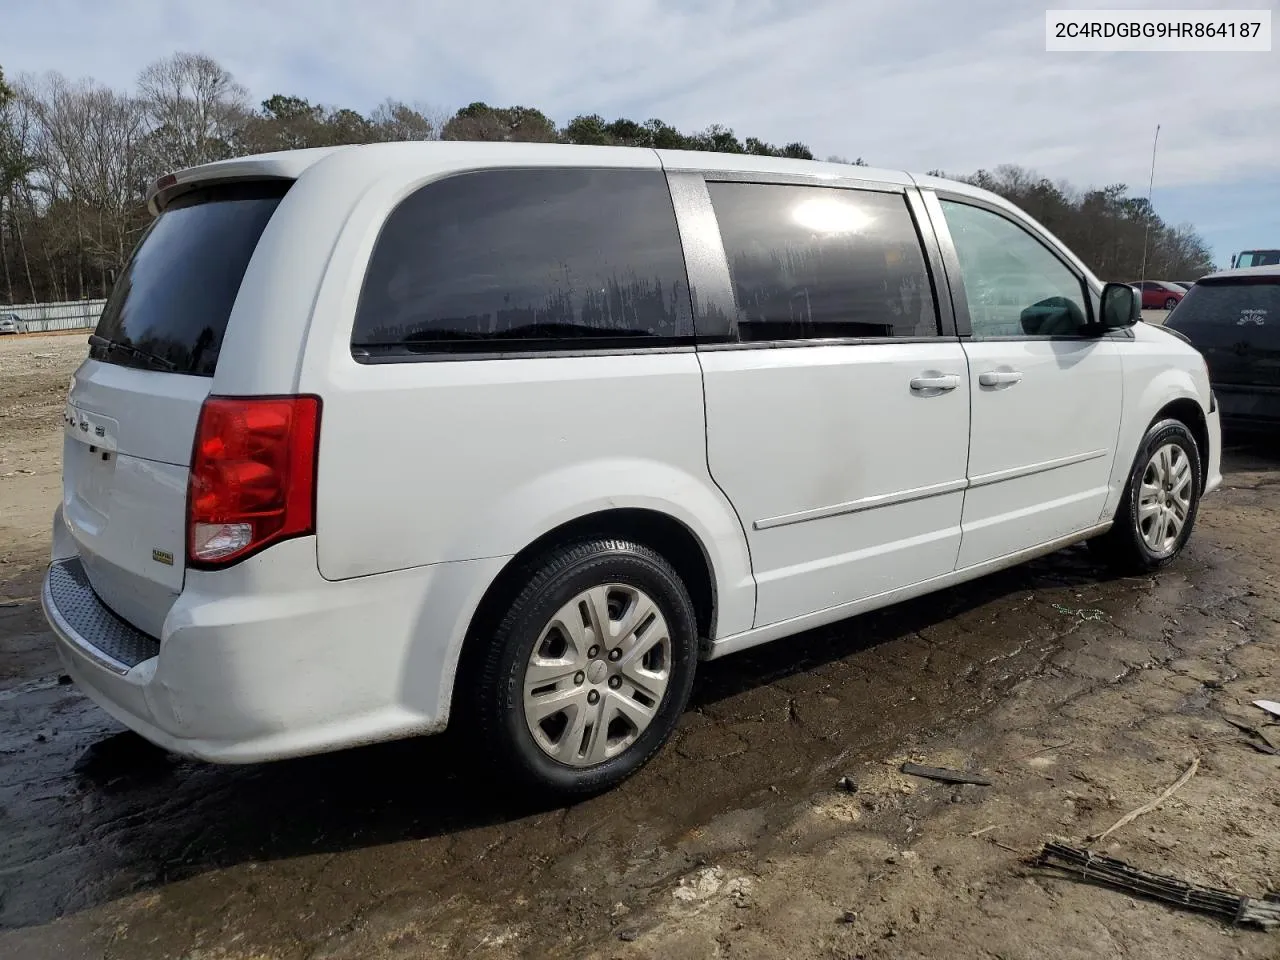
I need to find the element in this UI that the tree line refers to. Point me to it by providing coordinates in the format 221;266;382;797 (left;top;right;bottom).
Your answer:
0;53;1213;306
933;165;1215;282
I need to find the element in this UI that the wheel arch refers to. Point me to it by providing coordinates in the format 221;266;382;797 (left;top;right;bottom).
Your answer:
447;507;727;722
1152;397;1209;489
1102;356;1211;523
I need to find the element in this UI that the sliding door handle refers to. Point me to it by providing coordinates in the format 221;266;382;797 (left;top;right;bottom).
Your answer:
910;374;960;392
978;370;1023;387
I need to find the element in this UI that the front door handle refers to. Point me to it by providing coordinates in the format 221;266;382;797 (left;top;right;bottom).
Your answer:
910;374;960;392
978;370;1023;387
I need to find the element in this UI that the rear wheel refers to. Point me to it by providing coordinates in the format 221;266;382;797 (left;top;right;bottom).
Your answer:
1090;418;1202;574
472;539;698;798
1164;296;1179;310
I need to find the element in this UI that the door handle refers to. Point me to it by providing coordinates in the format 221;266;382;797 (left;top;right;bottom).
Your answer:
978;370;1023;387
909;374;960;392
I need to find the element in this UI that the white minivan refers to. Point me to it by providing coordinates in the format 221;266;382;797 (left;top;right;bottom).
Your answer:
43;142;1221;796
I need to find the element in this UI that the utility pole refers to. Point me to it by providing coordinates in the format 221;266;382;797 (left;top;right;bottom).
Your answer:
1138;124;1160;284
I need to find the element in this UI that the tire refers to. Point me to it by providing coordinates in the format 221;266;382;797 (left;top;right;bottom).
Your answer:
471;539;698;798
1164;297;1179;310
1090;418;1202;574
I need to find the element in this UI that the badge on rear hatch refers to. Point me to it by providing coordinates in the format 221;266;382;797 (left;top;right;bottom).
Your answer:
152;549;174;566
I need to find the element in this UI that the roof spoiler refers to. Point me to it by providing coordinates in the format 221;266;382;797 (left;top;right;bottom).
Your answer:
145;147;348;215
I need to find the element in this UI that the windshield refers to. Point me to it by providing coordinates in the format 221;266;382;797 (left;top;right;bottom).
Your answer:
1236;251;1280;268
92;181;291;376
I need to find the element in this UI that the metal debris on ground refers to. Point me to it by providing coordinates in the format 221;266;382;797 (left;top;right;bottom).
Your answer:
1035;843;1280;931
1252;700;1280;719
1051;603;1106;621
1221;715;1279;754
1241;740;1278;756
1085;757;1199;844
900;762;992;787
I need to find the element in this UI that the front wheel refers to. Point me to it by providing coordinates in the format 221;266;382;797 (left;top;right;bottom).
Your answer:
1165;297;1179;310
472;539;698;798
1090;418;1202;574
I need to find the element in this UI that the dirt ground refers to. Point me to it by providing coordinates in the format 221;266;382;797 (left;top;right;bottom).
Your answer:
1;331;1276;960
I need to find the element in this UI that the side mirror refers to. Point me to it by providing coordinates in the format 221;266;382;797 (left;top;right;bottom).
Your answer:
1100;282;1142;329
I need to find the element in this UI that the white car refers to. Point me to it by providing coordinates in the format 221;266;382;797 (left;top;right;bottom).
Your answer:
42;143;1222;797
0;313;22;335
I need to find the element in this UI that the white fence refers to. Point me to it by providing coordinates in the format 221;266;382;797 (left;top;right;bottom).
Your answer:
3;298;105;334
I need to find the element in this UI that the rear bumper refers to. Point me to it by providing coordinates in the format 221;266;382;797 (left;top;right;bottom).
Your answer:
1214;383;1280;430
43;558;160;675
43;508;507;763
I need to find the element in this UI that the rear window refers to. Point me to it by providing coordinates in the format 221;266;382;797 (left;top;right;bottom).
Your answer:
1167;278;1279;331
92;182;290;376
352;168;693;356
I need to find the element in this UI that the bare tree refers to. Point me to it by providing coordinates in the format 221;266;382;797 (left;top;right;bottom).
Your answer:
368;99;442;141
18;72;148;298
0;67;18;302
0;55;1220;304
0;68;39;301
137;52;248;177
23;73;146;209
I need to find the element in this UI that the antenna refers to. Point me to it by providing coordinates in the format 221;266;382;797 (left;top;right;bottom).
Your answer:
1138;124;1160;285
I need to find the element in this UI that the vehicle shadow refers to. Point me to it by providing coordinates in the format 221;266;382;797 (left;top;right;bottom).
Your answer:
691;547;1098;709
696;440;1279;704
1;539;1126;931
1221;432;1280;468
7;444;1272;930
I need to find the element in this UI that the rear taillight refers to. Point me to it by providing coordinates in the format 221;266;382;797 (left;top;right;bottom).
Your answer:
187;395;321;568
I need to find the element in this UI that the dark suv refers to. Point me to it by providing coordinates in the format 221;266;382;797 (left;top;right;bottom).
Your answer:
1166;268;1280;432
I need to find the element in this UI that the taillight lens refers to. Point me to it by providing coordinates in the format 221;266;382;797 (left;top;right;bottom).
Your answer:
187;395;321;567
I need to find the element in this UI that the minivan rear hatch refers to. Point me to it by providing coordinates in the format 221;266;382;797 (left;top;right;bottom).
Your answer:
63;181;290;638
1166;275;1280;389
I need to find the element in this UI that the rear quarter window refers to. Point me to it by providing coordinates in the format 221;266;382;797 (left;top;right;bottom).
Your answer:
352;168;693;356
93;182;290;376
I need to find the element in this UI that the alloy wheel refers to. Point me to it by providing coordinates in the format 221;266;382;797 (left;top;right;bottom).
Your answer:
1138;442;1192;556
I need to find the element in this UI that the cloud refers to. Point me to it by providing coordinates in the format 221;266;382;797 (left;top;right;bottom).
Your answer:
3;0;1275;195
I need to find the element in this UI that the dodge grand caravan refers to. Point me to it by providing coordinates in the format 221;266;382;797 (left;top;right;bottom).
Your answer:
43;142;1222;796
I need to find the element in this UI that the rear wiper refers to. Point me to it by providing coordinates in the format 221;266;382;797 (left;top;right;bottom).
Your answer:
88;334;176;371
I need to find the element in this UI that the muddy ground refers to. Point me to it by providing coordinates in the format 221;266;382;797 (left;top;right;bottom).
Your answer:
0;332;1277;960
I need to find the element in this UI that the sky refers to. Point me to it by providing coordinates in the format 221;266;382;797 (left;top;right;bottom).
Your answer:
3;0;1277;268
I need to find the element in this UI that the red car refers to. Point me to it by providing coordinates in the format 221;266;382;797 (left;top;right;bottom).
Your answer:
1125;280;1186;310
